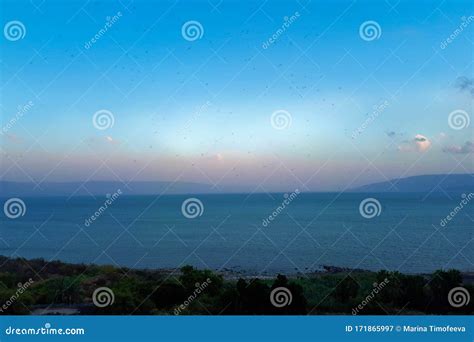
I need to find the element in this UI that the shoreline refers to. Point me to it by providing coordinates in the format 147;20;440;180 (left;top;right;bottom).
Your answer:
1;255;472;315
2;255;473;282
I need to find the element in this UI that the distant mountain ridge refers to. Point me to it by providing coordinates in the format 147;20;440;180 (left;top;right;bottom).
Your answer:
0;181;215;197
351;174;473;193
1;174;473;196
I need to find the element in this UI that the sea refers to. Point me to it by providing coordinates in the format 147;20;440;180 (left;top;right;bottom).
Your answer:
0;193;472;275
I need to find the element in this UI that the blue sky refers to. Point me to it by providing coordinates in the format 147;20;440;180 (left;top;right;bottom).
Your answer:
1;0;473;191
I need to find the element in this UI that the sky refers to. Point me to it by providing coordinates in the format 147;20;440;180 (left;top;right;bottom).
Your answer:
0;0;473;192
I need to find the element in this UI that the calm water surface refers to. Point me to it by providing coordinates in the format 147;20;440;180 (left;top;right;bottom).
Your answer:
0;193;472;274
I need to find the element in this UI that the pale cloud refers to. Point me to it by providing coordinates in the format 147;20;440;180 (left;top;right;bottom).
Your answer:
398;134;432;152
443;141;474;154
397;144;412;152
455;76;474;97
2;133;23;144
199;153;225;162
414;134;431;152
104;136;121;145
386;131;397;138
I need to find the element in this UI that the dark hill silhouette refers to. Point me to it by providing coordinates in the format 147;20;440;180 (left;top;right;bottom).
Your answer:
352;174;473;193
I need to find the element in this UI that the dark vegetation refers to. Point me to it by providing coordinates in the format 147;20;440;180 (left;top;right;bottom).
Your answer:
0;256;472;315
